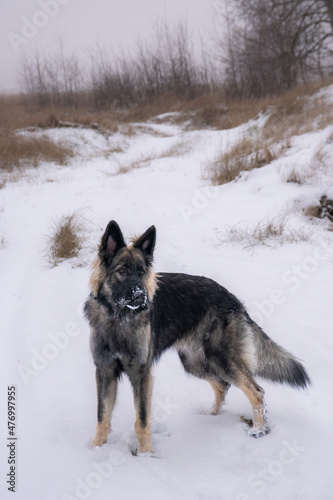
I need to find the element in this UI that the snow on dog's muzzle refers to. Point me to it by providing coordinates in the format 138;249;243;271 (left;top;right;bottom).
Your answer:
125;285;147;310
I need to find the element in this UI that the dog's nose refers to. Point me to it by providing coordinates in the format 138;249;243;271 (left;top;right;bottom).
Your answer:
129;287;147;308
131;289;145;305
132;289;144;300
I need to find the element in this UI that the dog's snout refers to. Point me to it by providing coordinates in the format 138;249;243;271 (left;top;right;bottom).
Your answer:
131;286;146;306
132;288;144;299
122;283;147;310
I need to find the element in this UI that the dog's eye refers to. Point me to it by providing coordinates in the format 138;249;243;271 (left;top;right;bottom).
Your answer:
138;268;145;276
118;267;126;275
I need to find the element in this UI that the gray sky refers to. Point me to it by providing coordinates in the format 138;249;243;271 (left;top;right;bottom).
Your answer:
0;0;215;93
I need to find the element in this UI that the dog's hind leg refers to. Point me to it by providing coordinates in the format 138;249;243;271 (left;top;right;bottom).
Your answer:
207;380;230;415
92;369;118;447
131;369;153;455
235;371;269;438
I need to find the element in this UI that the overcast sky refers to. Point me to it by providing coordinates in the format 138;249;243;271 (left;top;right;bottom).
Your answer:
0;0;215;93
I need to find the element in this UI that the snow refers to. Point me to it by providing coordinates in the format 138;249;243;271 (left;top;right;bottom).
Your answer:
1;91;333;500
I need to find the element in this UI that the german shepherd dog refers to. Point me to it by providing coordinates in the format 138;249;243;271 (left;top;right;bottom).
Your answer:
84;221;310;455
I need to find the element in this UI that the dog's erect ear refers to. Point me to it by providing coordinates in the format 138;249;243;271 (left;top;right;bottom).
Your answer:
133;225;156;263
100;221;126;261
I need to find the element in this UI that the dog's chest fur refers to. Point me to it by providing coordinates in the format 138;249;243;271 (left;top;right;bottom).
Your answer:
87;297;152;373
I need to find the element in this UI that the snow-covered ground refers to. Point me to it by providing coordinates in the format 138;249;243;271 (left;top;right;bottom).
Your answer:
1;91;333;500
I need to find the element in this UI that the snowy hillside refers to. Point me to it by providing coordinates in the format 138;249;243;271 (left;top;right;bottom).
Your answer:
1;88;333;500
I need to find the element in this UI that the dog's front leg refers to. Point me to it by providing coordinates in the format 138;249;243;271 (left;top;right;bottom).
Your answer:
92;368;118;447
131;368;153;455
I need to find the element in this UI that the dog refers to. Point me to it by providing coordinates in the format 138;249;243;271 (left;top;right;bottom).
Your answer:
84;221;310;455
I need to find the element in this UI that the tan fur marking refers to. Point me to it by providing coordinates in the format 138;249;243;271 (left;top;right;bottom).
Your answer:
134;371;153;454
89;256;106;297
91;378;117;447
144;266;158;301
91;409;111;447
207;380;227;415
237;376;265;430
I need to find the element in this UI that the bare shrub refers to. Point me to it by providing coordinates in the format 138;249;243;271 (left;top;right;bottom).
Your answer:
7;63;333;133
21;41;86;108
47;211;85;267
20;21;214;112
223;215;312;248
90;21;212;109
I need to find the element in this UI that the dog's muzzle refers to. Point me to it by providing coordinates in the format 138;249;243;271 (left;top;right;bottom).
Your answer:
125;286;147;310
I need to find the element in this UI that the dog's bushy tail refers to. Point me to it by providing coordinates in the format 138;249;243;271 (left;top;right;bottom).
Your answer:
250;321;311;389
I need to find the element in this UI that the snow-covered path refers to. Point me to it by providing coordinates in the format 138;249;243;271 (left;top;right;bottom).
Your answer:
1;105;333;499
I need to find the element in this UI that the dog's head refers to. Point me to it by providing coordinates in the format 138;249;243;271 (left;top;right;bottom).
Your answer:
91;221;157;316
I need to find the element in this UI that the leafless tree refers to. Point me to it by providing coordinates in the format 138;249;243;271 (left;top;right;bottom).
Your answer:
21;37;86;108
90;20;213;108
215;0;333;97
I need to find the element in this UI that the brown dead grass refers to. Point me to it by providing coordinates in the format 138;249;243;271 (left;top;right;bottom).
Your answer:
1;78;333;180
204;79;333;186
206;135;276;185
0;131;74;171
284;168;305;184
0;96;75;171
262;79;333;144
110;137;194;176
112;151;158;175
47;211;85;267
1;79;333;134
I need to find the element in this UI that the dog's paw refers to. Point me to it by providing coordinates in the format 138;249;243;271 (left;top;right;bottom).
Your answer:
91;437;107;447
137;451;153;458
248;426;270;439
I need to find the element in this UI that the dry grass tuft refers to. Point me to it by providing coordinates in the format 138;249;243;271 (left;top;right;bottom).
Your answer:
223;214;312;248
107;139;192;176
107;143;125;155
159;138;193;158
47;211;85;267
114;152;157;175
284;167;305;184
206;135;276;185
0;131;74;172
